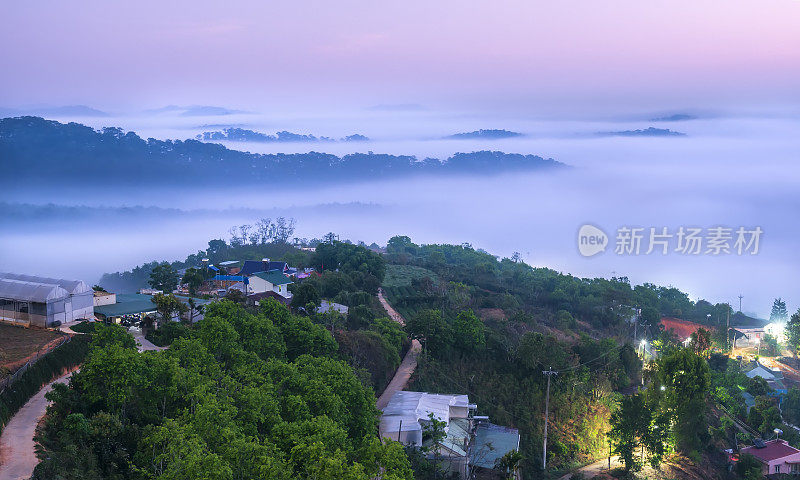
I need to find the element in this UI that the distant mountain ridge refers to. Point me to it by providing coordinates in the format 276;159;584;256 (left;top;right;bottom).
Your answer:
445;129;523;140
0;117;566;186
598;127;686;137
198;127;370;143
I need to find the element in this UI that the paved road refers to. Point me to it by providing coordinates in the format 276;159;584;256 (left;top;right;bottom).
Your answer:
375;289;422;410
0;371;75;480
0;326;163;480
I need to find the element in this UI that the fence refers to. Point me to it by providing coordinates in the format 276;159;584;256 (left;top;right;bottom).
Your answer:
0;335;71;394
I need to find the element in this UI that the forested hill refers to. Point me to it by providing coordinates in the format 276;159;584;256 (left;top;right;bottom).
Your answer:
0;116;566;186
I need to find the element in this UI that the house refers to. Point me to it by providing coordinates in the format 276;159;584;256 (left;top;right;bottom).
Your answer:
248;271;292;298
746;363;779;382
0;272;94;327
380;391;520;479
739;439;800;475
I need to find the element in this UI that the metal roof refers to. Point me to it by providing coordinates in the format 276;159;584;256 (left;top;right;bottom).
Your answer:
252;271;292;285
380;391;470;434
0;278;69;303
94;293;157;317
470;422;521;469
0;272;90;295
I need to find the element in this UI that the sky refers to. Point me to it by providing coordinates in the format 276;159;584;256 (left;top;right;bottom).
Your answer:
2;0;799;113
2;1;800;319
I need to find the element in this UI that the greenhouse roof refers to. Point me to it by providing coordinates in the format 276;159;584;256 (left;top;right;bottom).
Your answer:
0;278;69;303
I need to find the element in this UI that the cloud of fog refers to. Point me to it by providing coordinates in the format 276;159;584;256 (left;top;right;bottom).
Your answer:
1;111;798;319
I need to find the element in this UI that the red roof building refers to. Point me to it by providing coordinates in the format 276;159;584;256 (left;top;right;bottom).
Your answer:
740;439;800;475
659;317;713;343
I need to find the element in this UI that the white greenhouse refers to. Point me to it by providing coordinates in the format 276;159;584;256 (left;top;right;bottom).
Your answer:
0;273;94;327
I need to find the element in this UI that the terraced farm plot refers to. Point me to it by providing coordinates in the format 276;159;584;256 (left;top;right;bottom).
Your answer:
382;264;439;288
0;323;63;377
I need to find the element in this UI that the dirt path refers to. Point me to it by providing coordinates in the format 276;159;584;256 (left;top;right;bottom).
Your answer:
0;371;74;480
0;327;163;480
376;289;422;410
559;456;621;480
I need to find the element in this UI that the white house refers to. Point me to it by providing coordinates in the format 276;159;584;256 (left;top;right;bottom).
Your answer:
380;391;520;479
247;271;293;298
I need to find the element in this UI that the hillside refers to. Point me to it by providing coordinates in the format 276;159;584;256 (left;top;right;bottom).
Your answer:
0;117;565;186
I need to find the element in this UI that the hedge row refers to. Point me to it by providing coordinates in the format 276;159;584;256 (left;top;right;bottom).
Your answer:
0;334;90;436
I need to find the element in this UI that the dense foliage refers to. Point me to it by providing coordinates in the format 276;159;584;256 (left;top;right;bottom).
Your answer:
34;301;412;480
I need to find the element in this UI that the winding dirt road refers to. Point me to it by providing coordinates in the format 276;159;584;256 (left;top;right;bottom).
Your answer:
0;326;162;480
376;289;422;410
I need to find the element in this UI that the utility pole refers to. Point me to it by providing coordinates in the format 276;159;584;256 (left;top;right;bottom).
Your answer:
542;368;558;470
738;294;743;313
727;308;731;351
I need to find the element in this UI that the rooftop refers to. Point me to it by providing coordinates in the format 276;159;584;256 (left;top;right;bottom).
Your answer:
470;422;521;469
252;271;292;286
0;278;69;303
380;391;471;434
94;293;156;317
0;272;90;295
741;439;800;462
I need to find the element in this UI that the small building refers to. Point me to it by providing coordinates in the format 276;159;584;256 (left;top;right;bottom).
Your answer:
746;363;780;382
93;291;117;306
380;391;520;479
248;271;293;298
739;439;800;475
94;293;210;324
0;272;94;327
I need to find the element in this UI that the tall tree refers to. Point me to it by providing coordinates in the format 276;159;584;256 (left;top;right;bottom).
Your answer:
786;309;800;357
770;298;789;323
609;394;649;473
660;348;711;455
151;293;188;327
181;268;204;296
148;263;179;293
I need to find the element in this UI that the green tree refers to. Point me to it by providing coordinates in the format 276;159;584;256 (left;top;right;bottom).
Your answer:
451;310;485;353
405;309;452;356
181;267;204;296
148;263;179;293
786;309;800;357
608;394;649;472
660;348;711;456
735;453;763;480
290;282;321;311
151;293;188;327
770;298;789;322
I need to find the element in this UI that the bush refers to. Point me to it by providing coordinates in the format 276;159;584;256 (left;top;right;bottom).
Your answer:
69;321;96;334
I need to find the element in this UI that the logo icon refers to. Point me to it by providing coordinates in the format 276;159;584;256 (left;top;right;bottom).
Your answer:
578;224;608;257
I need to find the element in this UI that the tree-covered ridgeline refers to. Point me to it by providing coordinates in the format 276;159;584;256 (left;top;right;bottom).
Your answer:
0;116;565;186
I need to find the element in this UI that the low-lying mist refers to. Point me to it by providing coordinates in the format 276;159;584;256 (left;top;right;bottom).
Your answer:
1;111;798;318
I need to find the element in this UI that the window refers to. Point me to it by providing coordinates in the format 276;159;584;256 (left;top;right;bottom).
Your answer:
774;465;780;474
